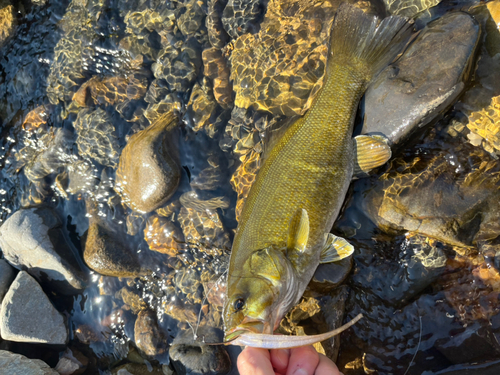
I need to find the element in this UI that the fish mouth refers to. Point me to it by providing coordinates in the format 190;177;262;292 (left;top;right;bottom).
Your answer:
224;320;266;342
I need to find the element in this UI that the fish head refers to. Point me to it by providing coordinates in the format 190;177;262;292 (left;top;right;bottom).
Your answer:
223;247;298;342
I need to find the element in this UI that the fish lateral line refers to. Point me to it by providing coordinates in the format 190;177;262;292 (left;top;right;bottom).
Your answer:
225;313;363;349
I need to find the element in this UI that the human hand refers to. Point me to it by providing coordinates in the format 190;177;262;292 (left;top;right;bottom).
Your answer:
237;345;343;375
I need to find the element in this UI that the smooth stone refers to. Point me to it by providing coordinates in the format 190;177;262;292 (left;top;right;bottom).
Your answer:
305;256;353;296
0;207;87;294
0;350;59;375
421;359;500;374
134;309;168;359
54;348;88;375
170;327;231;375
320;286;349;362
0;271;68;344
116;111;181;214
361;12;480;147
0;260;15;303
83;200;146;278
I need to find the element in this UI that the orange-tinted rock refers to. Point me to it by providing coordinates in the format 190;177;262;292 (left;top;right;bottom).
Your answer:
203;47;233;108
144;215;186;256
22;105;51;132
230;150;261;221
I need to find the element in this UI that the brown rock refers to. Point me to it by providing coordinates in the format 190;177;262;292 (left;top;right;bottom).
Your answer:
116;111;181;213
144;215;186;256
134;309;168;358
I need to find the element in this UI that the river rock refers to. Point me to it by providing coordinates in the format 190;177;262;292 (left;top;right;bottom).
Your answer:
54;348;88;375
306;256;352;296
0;207;87;294
0;260;15;303
83;200;146;277
134;309;168;359
0;350;59;375
0;0;16;47
116;111;181;214
170;326;231;375
0;271;68;344
361;12;480;147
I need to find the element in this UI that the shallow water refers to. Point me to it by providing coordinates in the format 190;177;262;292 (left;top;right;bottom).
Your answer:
1;0;500;374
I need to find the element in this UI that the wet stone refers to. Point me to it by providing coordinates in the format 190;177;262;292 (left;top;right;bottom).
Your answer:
361;12;480;147
361;146;500;251
467;95;500;153
202;47;233;108
0;350;59;375
0;271;68;344
222;0;262;39
184;81;218;132
170;326;231;375
0;0;16;47
144;215;186;256
228;0;336;116
83;200;145;277
54;348;88;375
178;0;206;37
74;108;120;167
191;166;223;191
134;309;168;359
0;260;15;304
206;0;230;48
0;207;87;294
383;0;441;17
116;287;147;314
306;256;353;296
116;111;181;214
152;37;202;93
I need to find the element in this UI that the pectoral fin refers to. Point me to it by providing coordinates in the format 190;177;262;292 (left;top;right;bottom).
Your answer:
353;135;391;177
287;208;309;254
320;233;354;263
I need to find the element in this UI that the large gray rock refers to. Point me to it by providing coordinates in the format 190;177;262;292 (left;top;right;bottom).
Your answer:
0;350;59;375
0;271;68;344
361;12;480;147
0;207;87;294
0;259;15;302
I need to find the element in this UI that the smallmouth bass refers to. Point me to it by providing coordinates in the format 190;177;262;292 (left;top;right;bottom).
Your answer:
223;4;412;345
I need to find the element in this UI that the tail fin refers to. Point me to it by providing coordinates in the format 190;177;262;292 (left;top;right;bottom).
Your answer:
330;4;413;78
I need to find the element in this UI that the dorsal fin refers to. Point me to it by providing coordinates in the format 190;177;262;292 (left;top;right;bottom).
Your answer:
287;208;309;254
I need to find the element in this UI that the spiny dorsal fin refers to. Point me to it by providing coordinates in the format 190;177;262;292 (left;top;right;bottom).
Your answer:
353;135;392;177
287;208;309;254
320;233;354;263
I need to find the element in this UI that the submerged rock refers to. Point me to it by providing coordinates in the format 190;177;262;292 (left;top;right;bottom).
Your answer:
0;0;16;47
0;350;59;375
382;0;441;17
83;200;145;277
467;95;500;153
170;327;231;375
361;12;480;147
0;207;87;294
222;0;263;39
0;271;68;344
116;111;181;214
134;309;168;359
54;348;88;375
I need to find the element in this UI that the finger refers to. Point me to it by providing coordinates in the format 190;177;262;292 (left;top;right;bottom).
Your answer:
316;353;341;375
270;349;290;374
238;347;274;375
286;345;320;375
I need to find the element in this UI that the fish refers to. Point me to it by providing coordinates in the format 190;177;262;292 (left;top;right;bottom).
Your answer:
223;3;413;345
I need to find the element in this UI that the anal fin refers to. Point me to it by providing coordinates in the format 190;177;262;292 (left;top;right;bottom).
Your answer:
320;233;354;263
353;135;391;177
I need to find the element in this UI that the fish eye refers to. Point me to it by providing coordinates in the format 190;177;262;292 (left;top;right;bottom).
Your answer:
234;298;245;311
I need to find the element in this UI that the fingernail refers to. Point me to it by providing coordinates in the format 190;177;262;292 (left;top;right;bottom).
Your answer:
293;369;308;375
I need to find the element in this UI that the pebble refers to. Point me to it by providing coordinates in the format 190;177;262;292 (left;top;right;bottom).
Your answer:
0;207;87;294
0;350;59;375
134;309;168;359
0;271;68;344
169;327;231;375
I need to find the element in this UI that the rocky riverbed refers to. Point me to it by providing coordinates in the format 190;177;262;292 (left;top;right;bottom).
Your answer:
1;0;500;374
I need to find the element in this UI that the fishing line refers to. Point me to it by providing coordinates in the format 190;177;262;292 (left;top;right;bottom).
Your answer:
403;313;422;375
